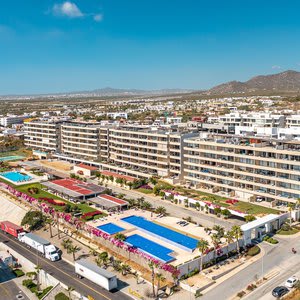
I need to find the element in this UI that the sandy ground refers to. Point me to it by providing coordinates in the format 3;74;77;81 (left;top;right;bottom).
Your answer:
0;191;27;225
39;160;73;171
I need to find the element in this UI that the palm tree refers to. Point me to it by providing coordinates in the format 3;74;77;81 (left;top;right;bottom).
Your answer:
96;252;109;268
137;197;145;208
148;261;157;297
115;233;126;241
213;225;225;239
197;239;209;271
61;238;72;250
231;225;243;255
141;201;152;210
46;218;53;238
156;273;166;297
121;263;131;276
225;231;234;258
288;203;295;225
112;259;122;272
211;234;220;263
68;244;81;261
89;248;98;257
35;265;42;291
155;206;167;215
67;286;74;300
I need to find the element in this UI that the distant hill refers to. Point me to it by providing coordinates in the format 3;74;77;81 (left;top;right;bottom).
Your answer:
208;70;300;94
65;87;195;96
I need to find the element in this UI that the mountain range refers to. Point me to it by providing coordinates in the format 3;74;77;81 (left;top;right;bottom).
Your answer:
207;70;300;94
1;70;300;98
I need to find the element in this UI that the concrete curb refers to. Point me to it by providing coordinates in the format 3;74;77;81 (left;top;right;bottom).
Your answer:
202;245;265;295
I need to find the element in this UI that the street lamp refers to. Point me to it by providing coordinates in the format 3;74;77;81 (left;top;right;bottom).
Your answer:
261;254;264;280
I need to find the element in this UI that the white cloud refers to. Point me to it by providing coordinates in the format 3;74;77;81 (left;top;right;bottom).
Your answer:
53;1;84;18
272;65;281;70
93;14;103;22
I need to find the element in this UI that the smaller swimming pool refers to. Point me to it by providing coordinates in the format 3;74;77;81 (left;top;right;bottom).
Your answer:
0;171;32;183
125;234;174;263
0;156;24;162
97;223;125;235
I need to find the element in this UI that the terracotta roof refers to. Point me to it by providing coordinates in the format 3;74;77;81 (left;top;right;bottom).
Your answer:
76;163;98;171
100;170;136;182
99;194;128;205
50;178;104;196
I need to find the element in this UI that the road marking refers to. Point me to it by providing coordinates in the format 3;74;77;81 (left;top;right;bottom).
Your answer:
0;233;111;300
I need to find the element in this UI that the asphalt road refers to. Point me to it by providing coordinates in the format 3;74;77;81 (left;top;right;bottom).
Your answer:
28;160;243;230
0;280;29;300
105;183;243;230
202;235;300;300
0;232;131;300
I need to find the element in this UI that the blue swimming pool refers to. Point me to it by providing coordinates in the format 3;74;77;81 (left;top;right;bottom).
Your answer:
122;215;198;251
0;171;32;183
126;234;174;263
97;223;125;235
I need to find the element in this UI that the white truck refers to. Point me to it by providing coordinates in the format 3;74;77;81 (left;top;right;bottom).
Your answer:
75;259;118;291
18;232;60;261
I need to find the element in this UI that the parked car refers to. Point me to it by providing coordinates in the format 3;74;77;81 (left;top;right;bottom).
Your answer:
256;196;265;202
285;276;298;288
272;286;289;298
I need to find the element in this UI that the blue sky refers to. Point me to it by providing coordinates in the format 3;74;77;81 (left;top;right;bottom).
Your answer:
1;0;300;94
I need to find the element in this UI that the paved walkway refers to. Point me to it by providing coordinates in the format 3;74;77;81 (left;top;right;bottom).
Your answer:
37;225;192;300
92;181;244;230
201;233;300;300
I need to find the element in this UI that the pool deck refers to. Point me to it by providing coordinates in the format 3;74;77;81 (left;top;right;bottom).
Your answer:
0;171;42;186
87;209;226;266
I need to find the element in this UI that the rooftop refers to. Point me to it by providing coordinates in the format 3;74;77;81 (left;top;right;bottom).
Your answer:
241;214;280;232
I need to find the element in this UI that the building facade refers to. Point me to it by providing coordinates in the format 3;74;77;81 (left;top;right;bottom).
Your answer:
184;133;300;205
24;120;61;151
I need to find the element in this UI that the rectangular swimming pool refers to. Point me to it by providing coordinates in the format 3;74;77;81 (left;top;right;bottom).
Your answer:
97;223;125;235
122;215;198;252
0;156;24;162
125;234;174;263
0;171;32;183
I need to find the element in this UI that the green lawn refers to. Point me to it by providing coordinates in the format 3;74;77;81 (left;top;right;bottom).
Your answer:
173;186;278;215
0;148;32;158
6;182;99;216
137;188;153;194
276;228;299;235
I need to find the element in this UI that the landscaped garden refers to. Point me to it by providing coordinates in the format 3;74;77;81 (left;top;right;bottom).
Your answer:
0;179;104;220
132;179;279;216
276;222;299;235
0;148;32;158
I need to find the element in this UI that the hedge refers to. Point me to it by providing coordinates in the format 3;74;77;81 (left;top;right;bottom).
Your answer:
247;245;260;256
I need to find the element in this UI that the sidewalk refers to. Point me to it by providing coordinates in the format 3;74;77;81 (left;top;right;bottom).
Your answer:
37;225;192;300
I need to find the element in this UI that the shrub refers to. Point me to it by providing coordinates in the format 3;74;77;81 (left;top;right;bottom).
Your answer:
247;245;260;256
13;269;25;277
237;291;246;298
269;238;278;244
246;284;256;291
214;207;221;215
22;279;33;287
55;292;70;300
37;286;53;299
245;215;256;222
263;236;278;244
81;210;102;220
39;197;65;206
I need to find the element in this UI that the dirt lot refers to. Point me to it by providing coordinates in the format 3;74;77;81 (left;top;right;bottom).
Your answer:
39;160;73;172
